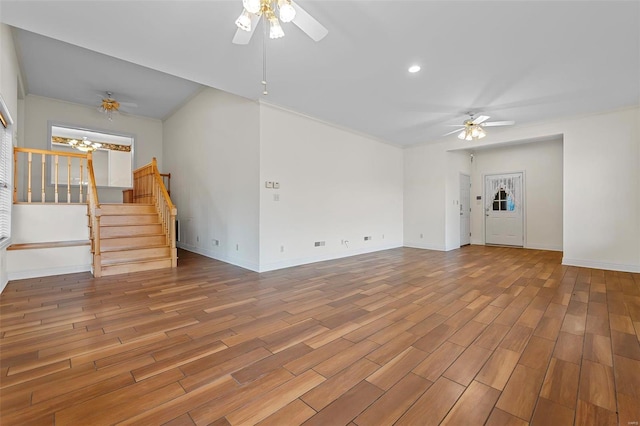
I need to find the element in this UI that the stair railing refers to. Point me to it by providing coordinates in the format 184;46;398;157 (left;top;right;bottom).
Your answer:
13;147;88;203
133;158;177;267
86;152;102;277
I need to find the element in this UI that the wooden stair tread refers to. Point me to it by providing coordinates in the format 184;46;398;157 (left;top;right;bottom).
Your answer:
100;233;165;240
101;255;172;266
100;243;169;253
8;240;90;251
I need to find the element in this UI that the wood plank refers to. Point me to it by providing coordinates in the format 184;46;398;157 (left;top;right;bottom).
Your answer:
539;357;580;408
395;377;464;426
354;373;432;426
496;364;545;420
442;344;493;386
578;359;616;412
531;397;575;425
302;358;378;411
476;347;521;391
441;380;501;425
302;381;383;426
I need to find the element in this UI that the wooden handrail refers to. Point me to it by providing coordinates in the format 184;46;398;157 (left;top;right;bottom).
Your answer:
86;152;102;277
133;158;177;267
14;147;87;158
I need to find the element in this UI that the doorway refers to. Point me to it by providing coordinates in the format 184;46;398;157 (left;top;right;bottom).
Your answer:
460;173;470;246
485;172;524;246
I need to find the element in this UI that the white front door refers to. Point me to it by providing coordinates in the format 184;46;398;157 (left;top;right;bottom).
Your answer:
460;173;470;246
485;172;524;246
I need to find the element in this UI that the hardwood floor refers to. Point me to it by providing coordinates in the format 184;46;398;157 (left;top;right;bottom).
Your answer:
1;246;639;425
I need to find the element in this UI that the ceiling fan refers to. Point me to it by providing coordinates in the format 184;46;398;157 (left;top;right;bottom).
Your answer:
444;113;515;140
97;92;137;120
233;0;328;44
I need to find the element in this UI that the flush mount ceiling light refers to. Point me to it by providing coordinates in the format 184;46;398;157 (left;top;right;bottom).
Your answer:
233;0;327;44
408;65;421;73
443;113;515;140
68;137;102;153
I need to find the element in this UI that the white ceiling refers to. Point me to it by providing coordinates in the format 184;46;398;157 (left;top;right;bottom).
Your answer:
2;1;639;146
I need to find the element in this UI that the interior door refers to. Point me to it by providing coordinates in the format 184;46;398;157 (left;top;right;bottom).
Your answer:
460;173;470;246
485;172;523;246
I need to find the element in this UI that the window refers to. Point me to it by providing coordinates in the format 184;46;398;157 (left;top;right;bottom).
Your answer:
492;188;515;211
0;95;14;249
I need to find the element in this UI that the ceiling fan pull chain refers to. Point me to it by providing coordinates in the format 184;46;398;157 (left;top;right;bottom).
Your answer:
262;19;268;95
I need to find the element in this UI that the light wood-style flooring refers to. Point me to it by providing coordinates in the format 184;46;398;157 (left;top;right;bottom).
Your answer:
1;246;639;425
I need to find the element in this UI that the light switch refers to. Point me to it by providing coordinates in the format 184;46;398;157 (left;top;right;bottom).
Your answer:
266;181;273;188
273;182;280;189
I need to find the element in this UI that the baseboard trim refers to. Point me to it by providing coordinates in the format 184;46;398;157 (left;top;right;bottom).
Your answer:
258;243;403;273
8;264;92;281
177;244;260;272
403;242;446;251
562;257;640;273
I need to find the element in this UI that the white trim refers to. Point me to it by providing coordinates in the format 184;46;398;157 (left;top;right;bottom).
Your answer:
259;243;403;273
562;257;640;273
177;243;260;272
526;243;563;252
403;242;446;251
8;264;91;281
258;101;397;148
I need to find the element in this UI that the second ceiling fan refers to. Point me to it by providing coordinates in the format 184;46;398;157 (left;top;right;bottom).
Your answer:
444;113;515;140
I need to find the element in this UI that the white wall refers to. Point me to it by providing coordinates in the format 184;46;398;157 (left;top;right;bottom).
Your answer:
408;107;640;273
7;204;91;280
258;104;404;272
404;142;447;250
0;23;21;292
469;138;563;251
22;95;163;203
163;88;261;271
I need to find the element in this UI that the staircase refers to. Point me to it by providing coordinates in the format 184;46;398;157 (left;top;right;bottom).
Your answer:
97;203;174;276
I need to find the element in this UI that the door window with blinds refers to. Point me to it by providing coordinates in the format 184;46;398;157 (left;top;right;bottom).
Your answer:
0;95;14;249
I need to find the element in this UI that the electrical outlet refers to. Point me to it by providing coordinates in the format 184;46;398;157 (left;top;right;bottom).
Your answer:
420;233;423;239
364;236;372;241
197;236;199;242
235;244;239;251
314;241;325;247
273;194;280;201
280;245;284;253
212;239;219;246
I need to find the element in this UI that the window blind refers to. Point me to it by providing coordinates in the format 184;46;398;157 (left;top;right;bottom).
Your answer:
0;120;11;245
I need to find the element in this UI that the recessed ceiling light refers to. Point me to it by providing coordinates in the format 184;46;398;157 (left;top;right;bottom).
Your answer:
408;65;421;73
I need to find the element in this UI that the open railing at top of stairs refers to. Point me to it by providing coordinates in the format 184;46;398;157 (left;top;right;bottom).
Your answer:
12;147;103;276
133;157;177;267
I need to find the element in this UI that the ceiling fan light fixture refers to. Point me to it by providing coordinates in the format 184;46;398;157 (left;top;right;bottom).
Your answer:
269;14;285;39
408;65;421;73
242;0;261;14
235;9;253;31
278;0;296;22
71;137;102;153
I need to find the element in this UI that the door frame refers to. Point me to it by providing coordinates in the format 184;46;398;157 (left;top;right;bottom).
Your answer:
459;172;471;247
483;170;526;247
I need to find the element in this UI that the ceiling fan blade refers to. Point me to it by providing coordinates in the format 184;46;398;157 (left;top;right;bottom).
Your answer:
472;115;490;125
291;0;328;41
482;120;515;127
232;13;260;45
443;128;464;136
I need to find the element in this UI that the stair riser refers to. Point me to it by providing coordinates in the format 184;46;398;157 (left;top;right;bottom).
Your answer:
100;204;157;215
100;224;163;238
101;235;166;251
102;247;171;262
101;258;172;276
100;215;159;226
